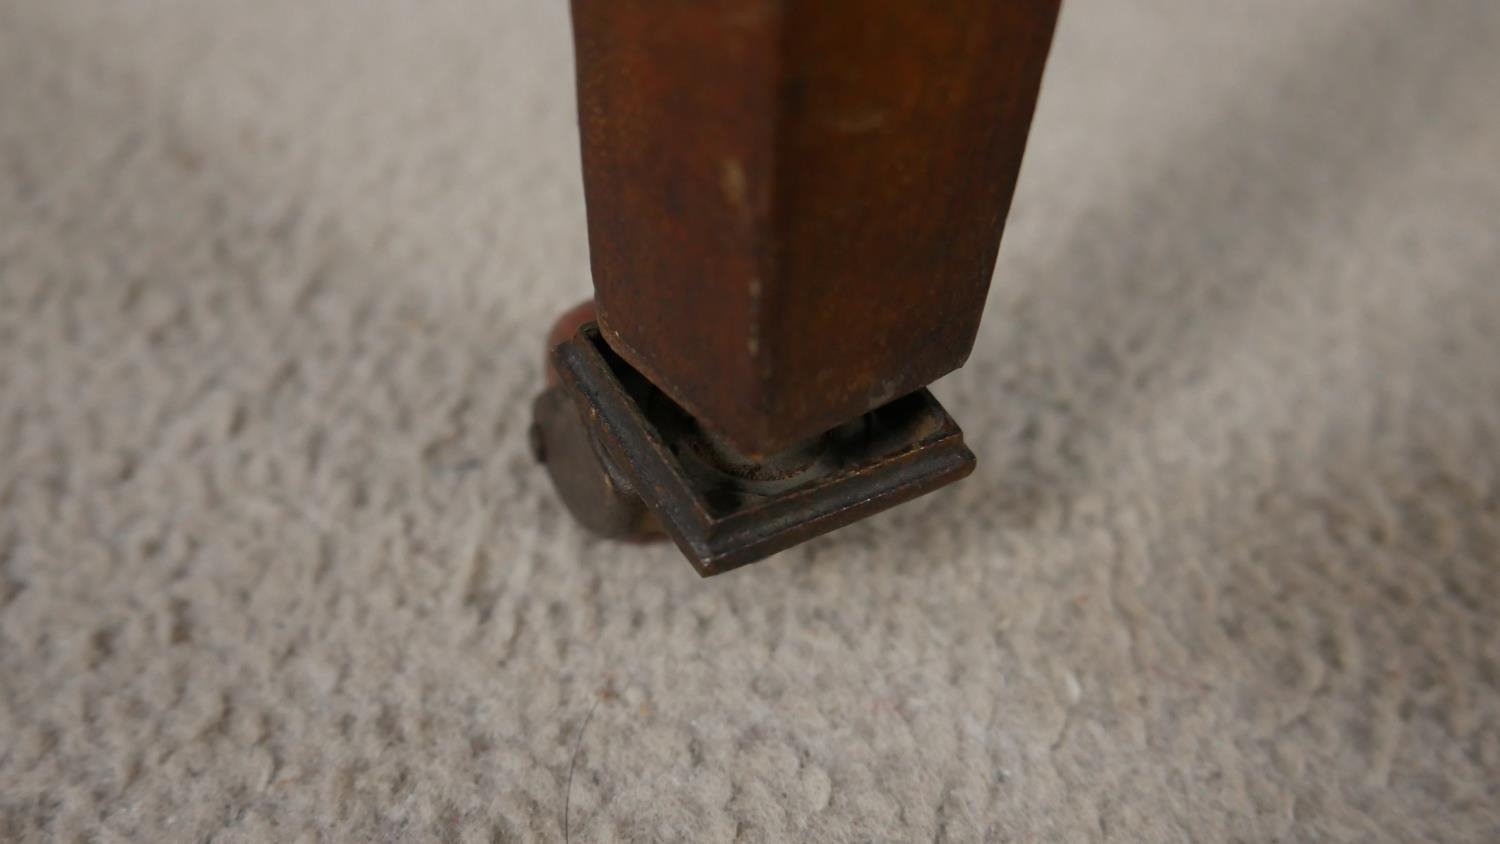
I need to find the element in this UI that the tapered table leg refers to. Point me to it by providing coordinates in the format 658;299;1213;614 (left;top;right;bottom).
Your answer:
535;1;1060;573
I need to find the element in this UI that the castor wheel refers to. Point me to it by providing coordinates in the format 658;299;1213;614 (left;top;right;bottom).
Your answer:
529;301;661;542
530;302;974;576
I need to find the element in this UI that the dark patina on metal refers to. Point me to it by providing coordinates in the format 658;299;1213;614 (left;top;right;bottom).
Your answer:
537;323;975;576
530;386;660;542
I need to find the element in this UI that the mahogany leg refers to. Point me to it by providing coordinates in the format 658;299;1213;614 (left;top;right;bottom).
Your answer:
534;1;1060;574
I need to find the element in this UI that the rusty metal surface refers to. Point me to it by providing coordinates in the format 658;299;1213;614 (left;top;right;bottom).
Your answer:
571;0;1060;456
545;324;975;576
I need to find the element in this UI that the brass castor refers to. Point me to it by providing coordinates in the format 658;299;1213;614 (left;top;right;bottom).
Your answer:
530;302;974;576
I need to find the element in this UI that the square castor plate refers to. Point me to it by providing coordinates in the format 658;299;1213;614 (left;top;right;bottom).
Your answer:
541;324;975;576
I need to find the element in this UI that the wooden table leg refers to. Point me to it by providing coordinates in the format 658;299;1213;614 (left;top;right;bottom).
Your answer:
535;1;1060;573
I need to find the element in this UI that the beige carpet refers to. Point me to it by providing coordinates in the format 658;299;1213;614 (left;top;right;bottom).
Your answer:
3;1;1499;841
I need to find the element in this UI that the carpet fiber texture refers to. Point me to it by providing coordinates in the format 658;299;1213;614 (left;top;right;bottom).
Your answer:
2;1;1499;841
